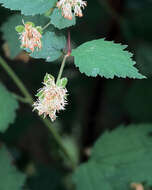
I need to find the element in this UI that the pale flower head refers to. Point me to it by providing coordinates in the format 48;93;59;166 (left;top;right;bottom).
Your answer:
17;21;42;52
57;0;87;20
33;74;68;122
131;183;144;190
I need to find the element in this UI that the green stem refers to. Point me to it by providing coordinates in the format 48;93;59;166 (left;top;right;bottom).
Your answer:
42;21;51;31
42;118;76;169
43;7;55;30
0;56;33;104
12;93;30;103
56;54;69;83
0;56;76;170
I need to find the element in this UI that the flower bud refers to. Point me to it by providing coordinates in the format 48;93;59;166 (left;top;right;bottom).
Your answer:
33;74;68;122
16;21;42;52
57;0;87;20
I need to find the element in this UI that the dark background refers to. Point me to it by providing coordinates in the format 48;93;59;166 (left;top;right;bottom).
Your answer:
0;0;152;188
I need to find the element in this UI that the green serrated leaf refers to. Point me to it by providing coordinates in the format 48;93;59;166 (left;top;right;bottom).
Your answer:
72;39;146;79
1;15;22;58
0;14;50;58
0;0;57;16
50;8;76;29
15;25;24;33
0;83;18;133
56;78;68;87
0;146;26;190
91;125;152;165
73;162;114;190
73;124;152;190
30;31;66;62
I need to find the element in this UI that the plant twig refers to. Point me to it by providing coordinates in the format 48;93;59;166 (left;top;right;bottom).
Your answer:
56;54;69;83
67;30;72;55
42;118;76;169
12;93;30;103
42;21;51;30
0;56;76;170
56;31;71;83
0;56;33;104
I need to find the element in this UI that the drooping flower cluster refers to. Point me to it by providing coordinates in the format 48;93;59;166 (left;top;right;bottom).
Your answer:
57;0;87;20
33;74;68;122
17;22;42;52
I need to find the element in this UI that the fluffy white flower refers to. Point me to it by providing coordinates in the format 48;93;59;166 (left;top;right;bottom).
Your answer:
57;0;87;20
33;75;68;122
19;23;42;52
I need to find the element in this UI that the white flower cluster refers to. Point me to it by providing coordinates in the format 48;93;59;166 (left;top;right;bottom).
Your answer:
57;0;87;20
19;23;42;52
33;75;68;122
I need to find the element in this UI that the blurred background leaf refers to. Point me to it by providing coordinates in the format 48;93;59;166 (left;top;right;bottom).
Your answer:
0;83;18;132
0;146;26;190
1;0;152;189
73;124;152;190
